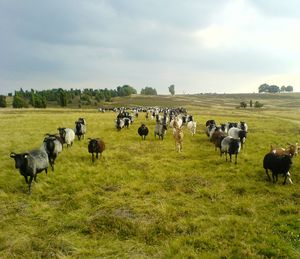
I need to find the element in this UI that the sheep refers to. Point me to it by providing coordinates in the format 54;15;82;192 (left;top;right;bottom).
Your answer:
187;121;197;136
138;124;149;140
115;117;125;130
263;152;293;184
154;122;167;140
41;134;63;171
88;138;105;162
221;136;241;164
228;127;247;149
124;117;131;128
10;149;49;193
170;117;182;130
75;120;86;140
238;121;248;132
205;120;216;137
57;127;75;148
173;127;184;152
270;143;298;157
211;130;226;151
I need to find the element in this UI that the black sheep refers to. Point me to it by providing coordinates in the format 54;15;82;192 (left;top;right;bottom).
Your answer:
88;138;105;162
10;149;49;193
138;124;149;140
263;152;293;184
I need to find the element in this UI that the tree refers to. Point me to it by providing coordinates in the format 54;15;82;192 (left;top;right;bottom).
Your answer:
254;101;263;108
169;84;175;95
58;89;67;107
116;85;137;96
249;100;253;107
0;95;7;107
259;83;269;93
12;95;28;108
281;85;286;92
240;101;247;108
286;85;293;92
140;87;157;95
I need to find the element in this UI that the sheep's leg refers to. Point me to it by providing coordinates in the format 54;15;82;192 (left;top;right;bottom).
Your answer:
225;152;228;162
24;175;28;184
283;174;287;185
235;154;238;164
28;176;34;194
265;169;271;181
92;153;95;162
96;152;99;160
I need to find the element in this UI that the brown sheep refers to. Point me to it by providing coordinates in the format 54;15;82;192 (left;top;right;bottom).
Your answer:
88;138;105;162
173;127;184;152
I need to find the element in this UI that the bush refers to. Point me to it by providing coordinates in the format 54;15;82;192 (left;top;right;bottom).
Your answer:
254;101;264;108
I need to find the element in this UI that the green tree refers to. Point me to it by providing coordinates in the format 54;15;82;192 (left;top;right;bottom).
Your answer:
254;101;264;108
168;84;175;95
249;99;253;107
140;87;157;95
58;89;67;107
12;95;28;108
240;101;247;108
286;85;293;92
0;95;7;107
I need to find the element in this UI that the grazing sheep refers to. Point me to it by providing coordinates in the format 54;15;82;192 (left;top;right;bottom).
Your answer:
57;127;75;148
228;127;247;149
263;152;293;184
10;149;49;193
173;127;184;152
41;134;63;171
221;136;241;164
138;124;149;140
154;122;167;140
88;138;105;162
75;120;86;140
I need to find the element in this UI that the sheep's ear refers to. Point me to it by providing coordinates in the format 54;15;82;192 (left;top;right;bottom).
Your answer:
10;152;16;158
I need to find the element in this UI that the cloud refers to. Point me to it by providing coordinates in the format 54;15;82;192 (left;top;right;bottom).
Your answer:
0;0;299;95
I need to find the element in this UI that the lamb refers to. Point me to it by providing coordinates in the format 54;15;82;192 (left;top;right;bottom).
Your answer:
138;124;149;140
88;138;105;162
10;149;49;193
41;134;63;171
221;136;241;164
57;127;75;148
263;152;293;184
173;127;184;152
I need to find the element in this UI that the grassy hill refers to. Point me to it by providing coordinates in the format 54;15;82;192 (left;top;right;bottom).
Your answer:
0;93;299;258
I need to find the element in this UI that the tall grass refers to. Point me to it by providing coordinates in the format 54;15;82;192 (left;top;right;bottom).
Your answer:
0;96;299;258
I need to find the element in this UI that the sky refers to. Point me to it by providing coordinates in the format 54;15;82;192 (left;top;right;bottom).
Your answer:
1;0;300;95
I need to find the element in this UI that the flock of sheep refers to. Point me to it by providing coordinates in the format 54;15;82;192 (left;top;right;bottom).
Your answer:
9;107;298;193
10;117;105;193
115;107;298;186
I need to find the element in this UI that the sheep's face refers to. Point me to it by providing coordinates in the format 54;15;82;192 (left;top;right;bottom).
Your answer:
10;153;28;169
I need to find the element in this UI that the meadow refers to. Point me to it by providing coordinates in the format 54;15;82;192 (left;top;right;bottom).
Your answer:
0;93;299;258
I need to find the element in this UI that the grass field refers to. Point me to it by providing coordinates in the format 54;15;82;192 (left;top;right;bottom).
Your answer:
0;93;299;258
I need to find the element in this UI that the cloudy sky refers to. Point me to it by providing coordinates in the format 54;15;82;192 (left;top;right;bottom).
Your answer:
0;0;299;95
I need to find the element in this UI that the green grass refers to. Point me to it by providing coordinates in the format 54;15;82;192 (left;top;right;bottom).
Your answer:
0;94;299;258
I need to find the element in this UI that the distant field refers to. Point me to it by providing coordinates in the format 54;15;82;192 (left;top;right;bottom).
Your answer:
0;93;299;258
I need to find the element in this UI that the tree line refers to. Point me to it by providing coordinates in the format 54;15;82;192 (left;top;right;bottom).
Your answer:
258;83;293;93
0;85;137;108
